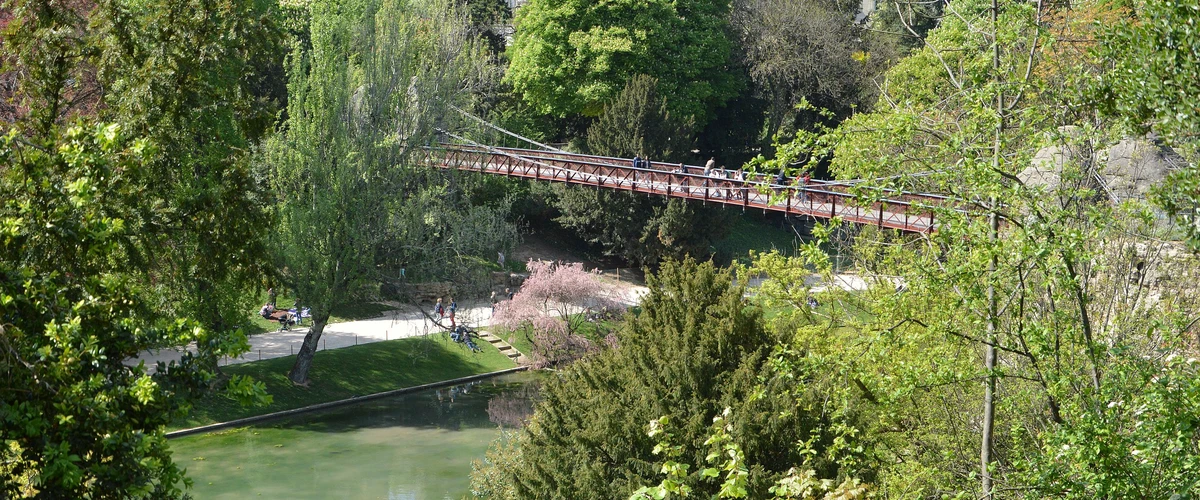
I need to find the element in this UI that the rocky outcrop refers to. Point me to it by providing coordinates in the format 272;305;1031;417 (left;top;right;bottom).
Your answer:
1100;138;1185;201
1018;131;1187;202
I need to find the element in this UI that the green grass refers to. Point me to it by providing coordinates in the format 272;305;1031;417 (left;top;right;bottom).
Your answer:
712;215;803;265
173;334;515;430
247;294;397;336
492;314;623;356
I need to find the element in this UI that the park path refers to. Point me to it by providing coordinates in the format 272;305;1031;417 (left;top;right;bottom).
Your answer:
131;302;497;371
128;272;874;372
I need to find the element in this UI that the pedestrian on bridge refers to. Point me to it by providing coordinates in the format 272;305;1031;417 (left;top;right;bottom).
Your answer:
633;155;643;170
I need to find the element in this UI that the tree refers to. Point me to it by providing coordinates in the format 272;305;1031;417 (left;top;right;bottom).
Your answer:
473;259;851;499
1;0;278;495
464;0;511;57
548;75;732;266
736;0;1200;496
0;123;203;498
729;0;899;136
264;0;487;385
504;0;741;123
493;260;621;366
1;0;282;370
1098;0;1200;249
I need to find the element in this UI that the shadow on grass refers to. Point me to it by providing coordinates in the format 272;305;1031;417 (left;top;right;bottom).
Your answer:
174;335;516;430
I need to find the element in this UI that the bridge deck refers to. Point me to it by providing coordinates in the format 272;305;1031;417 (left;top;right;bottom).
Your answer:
426;144;963;233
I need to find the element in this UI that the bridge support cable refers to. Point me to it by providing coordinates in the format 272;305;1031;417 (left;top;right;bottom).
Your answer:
449;105;563;152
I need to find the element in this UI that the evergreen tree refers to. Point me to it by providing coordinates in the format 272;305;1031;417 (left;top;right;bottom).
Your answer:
473;259;845;498
550;76;730;266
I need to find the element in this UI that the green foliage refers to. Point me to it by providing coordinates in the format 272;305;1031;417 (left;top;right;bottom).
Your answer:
742;0;1200;496
1014;355;1200;498
730;0;899;135
263;0;504;382
1099;0;1200;249
1100;0;1200;148
471;259;843;499
1;124;195;497
505;0;741;123
1;1;280;495
548;76;731;265
585;75;695;161
465;0;512;56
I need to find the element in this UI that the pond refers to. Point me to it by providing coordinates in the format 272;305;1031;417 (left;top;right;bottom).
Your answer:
170;372;539;499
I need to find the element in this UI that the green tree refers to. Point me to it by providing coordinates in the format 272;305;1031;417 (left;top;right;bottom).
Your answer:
505;0;741;123
729;0;899;136
264;0;487;385
1098;0;1200;249
471;259;848;499
2;0;278;495
549;75;730;266
735;0;1200;496
0;123;233;498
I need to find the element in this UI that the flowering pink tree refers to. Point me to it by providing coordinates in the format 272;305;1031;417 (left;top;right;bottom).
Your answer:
494;260;624;366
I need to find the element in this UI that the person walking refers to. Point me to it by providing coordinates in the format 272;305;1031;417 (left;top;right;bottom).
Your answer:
434;297;445;323
705;157;716;172
633;155;643;170
490;291;498;317
506;287;514;300
448;298;458;327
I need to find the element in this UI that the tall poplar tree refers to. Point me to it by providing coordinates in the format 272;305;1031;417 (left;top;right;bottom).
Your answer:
265;0;485;385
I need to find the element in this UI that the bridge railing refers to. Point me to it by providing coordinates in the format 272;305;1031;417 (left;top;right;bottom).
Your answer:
479;145;966;209
424;144;970;233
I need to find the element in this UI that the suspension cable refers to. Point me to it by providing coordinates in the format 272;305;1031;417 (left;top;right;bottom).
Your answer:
450;105;563;152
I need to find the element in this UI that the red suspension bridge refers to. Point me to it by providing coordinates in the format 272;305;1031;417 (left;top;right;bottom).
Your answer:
423;142;965;234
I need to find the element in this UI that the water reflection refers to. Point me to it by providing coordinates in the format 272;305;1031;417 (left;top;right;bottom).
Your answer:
172;372;540;499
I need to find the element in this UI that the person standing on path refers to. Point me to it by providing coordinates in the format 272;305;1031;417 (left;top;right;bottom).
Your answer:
434;297;445;324
506;287;514;300
490;291;498;317
448;298;458;327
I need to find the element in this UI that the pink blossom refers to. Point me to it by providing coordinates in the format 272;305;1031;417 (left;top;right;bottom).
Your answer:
494;260;625;366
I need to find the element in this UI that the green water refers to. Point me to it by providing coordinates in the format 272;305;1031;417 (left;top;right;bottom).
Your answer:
170;373;536;499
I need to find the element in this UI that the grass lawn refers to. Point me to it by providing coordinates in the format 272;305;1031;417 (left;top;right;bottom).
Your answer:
492;314;624;357
712;215;803;265
173;334;515;430
247;294;397;336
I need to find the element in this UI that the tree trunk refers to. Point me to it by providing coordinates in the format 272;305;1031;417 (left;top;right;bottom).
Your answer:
982;0;1002;493
288;313;330;386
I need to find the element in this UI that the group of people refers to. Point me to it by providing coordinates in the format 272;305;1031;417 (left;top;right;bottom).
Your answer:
259;287;310;331
433;286;515;326
631;156;813;202
433;297;458;326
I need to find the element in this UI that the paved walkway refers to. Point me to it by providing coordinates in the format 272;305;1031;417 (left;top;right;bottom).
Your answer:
131;302;497;371
129;272;869;372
